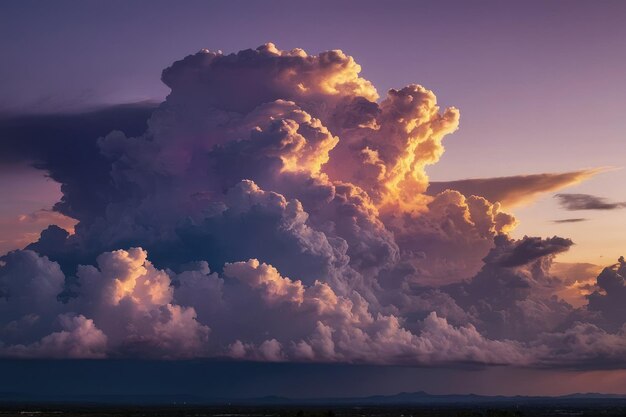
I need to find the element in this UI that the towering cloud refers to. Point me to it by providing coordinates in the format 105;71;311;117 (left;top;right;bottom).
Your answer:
0;44;621;369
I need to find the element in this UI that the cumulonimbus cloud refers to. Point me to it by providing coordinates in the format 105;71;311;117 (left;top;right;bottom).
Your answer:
0;44;622;369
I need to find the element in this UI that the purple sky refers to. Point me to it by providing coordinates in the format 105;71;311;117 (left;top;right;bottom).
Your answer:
1;0;626;396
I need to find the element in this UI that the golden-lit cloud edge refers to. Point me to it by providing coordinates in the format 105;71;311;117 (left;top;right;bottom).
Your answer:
427;168;609;208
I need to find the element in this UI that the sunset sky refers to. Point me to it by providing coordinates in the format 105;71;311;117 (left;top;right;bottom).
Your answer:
1;0;626;397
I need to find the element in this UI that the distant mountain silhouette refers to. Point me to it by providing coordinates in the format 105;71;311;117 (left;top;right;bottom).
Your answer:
1;391;626;406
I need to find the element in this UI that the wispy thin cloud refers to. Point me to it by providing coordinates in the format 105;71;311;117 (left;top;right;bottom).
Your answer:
555;194;626;211
552;218;588;223
427;169;604;208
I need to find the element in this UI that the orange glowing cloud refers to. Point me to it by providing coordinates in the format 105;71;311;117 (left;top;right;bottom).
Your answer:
427;168;604;208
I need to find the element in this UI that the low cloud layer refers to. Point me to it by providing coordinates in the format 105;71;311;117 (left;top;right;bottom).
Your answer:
0;44;622;369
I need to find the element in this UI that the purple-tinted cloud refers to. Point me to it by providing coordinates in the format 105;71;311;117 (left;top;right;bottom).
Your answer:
556;193;626;211
0;44;622;369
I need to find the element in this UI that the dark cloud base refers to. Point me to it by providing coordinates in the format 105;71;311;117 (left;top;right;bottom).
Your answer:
0;359;621;399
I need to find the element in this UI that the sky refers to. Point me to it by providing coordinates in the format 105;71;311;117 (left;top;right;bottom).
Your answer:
1;0;626;397
2;0;625;264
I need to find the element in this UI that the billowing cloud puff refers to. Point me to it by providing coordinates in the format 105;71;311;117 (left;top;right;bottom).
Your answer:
382;190;517;284
224;259;306;306
0;44;621;368
161;44;378;114
222;258;526;365
445;235;576;342
74;248;209;358
534;321;626;368
1;314;107;359
0;248;209;358
486;235;573;268
587;257;626;331
323;84;460;210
